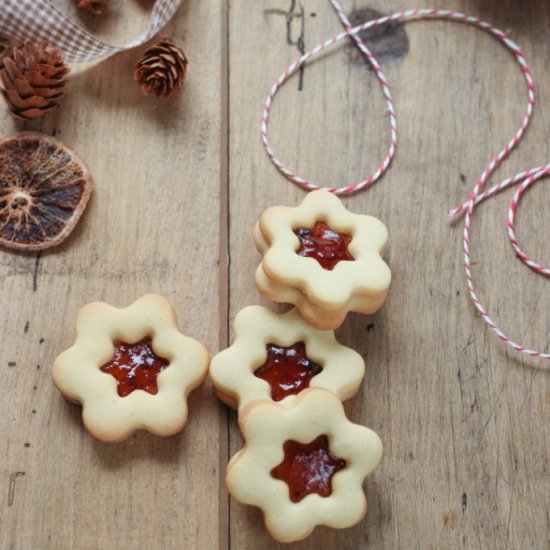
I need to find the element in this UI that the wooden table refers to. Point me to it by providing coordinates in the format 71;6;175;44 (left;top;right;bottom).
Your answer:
1;1;549;548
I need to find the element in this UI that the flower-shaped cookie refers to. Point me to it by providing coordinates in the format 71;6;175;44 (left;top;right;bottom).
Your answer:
254;190;391;330
226;388;383;543
52;294;209;442
210;305;365;411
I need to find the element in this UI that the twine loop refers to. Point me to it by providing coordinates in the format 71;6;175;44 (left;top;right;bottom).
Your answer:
262;1;550;361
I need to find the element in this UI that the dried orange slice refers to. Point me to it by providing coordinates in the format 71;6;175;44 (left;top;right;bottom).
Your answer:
0;132;93;251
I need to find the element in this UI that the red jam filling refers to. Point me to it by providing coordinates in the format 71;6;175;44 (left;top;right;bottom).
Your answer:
254;342;322;401
271;435;346;502
100;338;169;397
294;221;354;270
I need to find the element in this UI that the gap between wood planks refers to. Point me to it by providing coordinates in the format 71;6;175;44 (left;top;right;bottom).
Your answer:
217;4;308;547
218;0;230;549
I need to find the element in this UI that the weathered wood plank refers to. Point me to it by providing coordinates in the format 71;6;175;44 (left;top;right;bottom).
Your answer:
0;1;225;549
227;1;550;548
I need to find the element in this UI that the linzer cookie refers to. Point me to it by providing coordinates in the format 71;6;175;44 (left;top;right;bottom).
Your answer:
226;388;383;543
254;190;391;329
52;294;208;442
210;305;365;410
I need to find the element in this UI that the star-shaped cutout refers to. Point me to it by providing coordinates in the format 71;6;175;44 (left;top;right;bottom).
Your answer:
100;338;169;397
271;434;346;502
254;341;323;402
294;221;354;270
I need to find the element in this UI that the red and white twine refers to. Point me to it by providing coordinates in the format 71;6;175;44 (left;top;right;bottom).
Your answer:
262;3;550;360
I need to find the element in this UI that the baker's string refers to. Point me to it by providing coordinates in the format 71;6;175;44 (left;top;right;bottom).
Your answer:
261;4;550;360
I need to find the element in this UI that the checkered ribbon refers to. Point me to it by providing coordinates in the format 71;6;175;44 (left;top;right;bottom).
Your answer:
0;0;182;63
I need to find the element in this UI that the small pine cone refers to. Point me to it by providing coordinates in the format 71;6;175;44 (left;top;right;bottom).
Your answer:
0;36;17;70
0;40;69;120
76;0;109;15
134;38;188;98
0;36;11;58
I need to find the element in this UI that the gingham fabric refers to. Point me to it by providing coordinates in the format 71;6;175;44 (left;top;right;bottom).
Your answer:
0;0;182;62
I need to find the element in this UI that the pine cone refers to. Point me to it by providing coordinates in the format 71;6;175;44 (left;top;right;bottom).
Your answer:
0;36;10;58
0;40;69;120
134;38;188;98
76;0;109;15
0;36;17;70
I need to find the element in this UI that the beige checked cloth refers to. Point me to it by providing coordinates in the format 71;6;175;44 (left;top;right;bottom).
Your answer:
0;0;182;62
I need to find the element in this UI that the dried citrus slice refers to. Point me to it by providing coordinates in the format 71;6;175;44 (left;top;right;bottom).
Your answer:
0;132;93;251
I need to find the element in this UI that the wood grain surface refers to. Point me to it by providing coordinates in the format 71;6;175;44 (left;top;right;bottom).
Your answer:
1;0;550;549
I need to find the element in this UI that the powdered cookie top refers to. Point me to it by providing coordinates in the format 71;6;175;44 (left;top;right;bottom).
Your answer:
226;388;383;543
52;294;209;442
